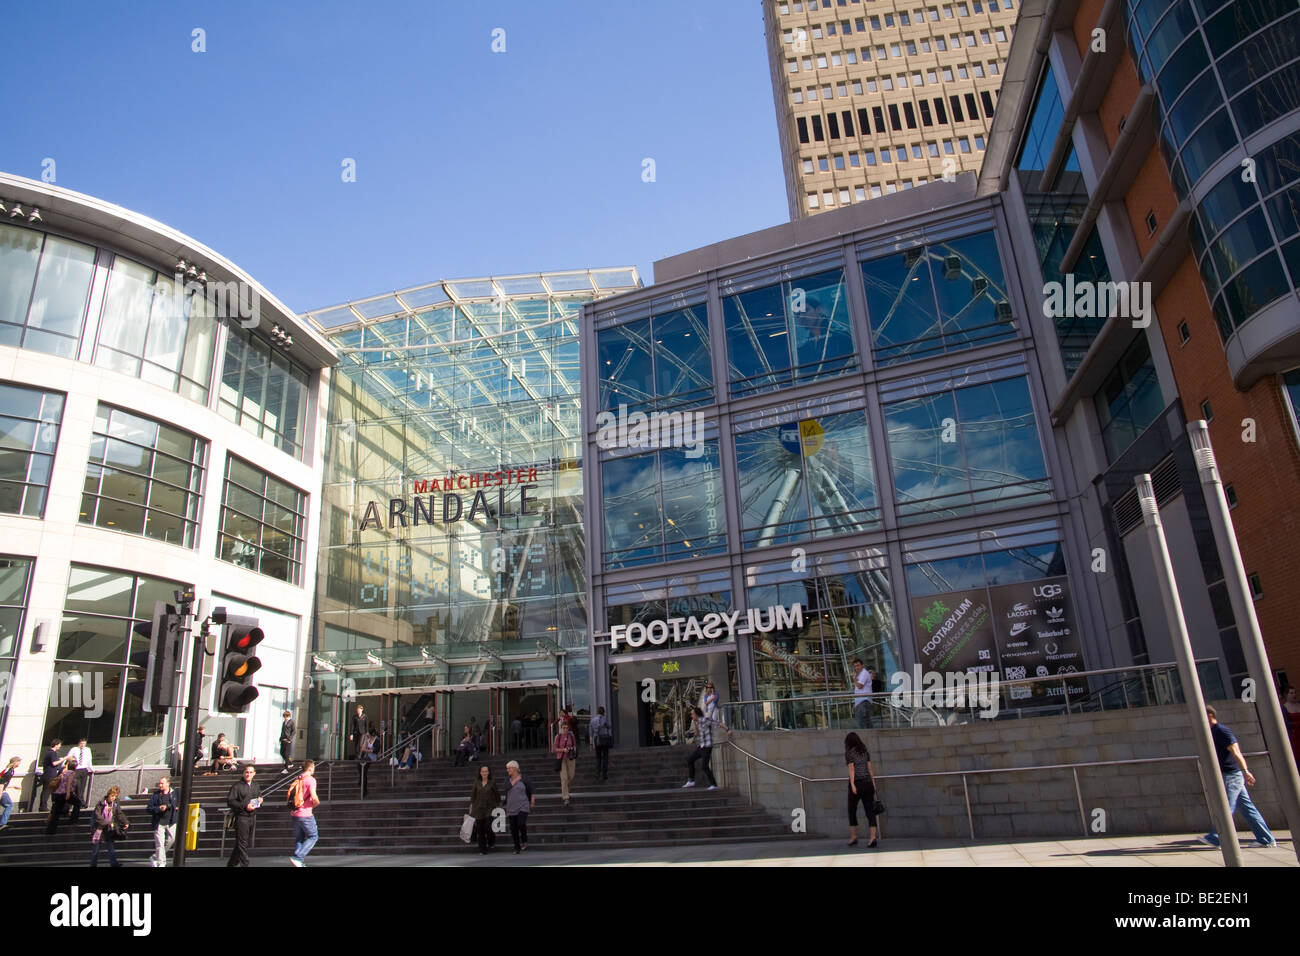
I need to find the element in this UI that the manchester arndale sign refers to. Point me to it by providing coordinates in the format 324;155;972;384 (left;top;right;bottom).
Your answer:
358;468;541;531
609;604;804;652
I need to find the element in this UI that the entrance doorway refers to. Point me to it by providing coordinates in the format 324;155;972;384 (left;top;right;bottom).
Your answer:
640;674;709;747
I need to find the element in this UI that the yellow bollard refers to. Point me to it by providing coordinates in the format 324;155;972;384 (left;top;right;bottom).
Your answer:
186;802;201;851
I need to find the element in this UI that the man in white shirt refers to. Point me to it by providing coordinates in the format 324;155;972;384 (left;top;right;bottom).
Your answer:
851;659;874;729
66;739;94;804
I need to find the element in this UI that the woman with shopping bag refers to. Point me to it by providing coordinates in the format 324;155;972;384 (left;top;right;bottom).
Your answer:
467;764;500;855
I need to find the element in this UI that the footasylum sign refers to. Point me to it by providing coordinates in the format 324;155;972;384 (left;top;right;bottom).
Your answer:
609;604;804;653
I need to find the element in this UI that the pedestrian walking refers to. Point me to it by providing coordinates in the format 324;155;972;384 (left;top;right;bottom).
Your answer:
553;723;577;805
90;786;128;867
851;659;873;729
1198;705;1277;848
288;759;321;867
280;710;296;773
511;716;523;750
590;706;612;782
147;776;179;866
504;760;534;853
45;758;82;834
682;706;729;790
66;739;94;805
349;704;366;759
38;738;61;813
467;764;500;855
844;732;878;848
702;681;719;721
226;764;263;867
0;756;23;829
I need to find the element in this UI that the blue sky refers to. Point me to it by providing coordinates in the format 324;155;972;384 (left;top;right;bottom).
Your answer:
1;1;789;312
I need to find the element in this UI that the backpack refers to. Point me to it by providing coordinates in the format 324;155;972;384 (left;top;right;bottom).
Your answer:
595;718;613;746
287;779;304;809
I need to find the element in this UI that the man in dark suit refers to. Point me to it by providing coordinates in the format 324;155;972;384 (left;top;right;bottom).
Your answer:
38;738;61;813
349;704;366;760
279;710;296;773
225;765;263;867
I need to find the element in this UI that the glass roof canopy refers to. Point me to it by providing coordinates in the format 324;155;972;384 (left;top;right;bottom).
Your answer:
304;268;642;469
304;268;642;331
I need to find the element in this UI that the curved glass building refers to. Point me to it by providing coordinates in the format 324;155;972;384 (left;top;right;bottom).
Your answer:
1127;0;1300;385
0;172;335;771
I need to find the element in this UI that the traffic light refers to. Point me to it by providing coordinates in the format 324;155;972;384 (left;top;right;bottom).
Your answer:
128;601;180;712
216;611;263;714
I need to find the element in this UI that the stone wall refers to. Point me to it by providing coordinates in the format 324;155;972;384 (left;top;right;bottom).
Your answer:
718;701;1290;839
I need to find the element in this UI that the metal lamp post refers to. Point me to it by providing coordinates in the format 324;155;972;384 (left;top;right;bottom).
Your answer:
1188;420;1300;863
1134;473;1242;866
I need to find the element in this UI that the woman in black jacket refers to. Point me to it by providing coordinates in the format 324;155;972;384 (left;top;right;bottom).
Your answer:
467;764;501;855
90;786;129;867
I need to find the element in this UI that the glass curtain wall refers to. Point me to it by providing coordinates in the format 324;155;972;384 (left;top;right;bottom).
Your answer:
316;272;640;712
47;566;183;765
0;382;63;518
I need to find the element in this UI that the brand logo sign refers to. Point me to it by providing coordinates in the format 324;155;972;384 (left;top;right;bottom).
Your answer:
358;468;541;532
609;604;804;652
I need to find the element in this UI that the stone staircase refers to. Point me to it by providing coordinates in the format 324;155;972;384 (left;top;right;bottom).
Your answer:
0;745;795;865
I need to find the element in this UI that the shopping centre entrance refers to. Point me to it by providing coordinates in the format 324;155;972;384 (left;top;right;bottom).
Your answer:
321;679;561;759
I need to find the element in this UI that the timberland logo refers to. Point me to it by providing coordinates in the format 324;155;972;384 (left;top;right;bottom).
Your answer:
1042;277;1151;328
49;887;151;936
595;405;707;458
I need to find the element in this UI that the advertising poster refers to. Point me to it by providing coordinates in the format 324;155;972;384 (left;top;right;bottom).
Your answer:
988;576;1087;701
910;587;998;673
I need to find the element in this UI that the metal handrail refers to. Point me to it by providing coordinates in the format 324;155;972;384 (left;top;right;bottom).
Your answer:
722;658;1221;730
721;737;1273;840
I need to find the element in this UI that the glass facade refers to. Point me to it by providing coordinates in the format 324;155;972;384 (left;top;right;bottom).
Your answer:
1192;136;1300;338
80;405;207;547
735;409;878;547
598;302;713;411
313;270;641;715
95;256;217;403
218;456;308;584
47;565;182;765
1126;0;1300;340
1094;337;1165;461
602;444;726;568
1014;68;1112;375
0;381;63;518
860;230;1015;365
723;268;857;397
883;375;1050;522
746;554;897;703
0;556;32;742
218;324;310;459
0;220;306;463
0;223;95;358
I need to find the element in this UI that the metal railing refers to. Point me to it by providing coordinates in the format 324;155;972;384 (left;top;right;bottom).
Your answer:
721;737;1272;840
720;659;1225;732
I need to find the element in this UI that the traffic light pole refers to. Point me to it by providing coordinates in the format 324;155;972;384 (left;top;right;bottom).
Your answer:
173;613;209;868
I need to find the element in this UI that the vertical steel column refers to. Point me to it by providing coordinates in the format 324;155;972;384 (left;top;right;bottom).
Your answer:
1135;473;1241;866
1188;421;1300;863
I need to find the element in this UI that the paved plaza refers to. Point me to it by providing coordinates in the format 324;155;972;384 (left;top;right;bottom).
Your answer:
183;832;1296;867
